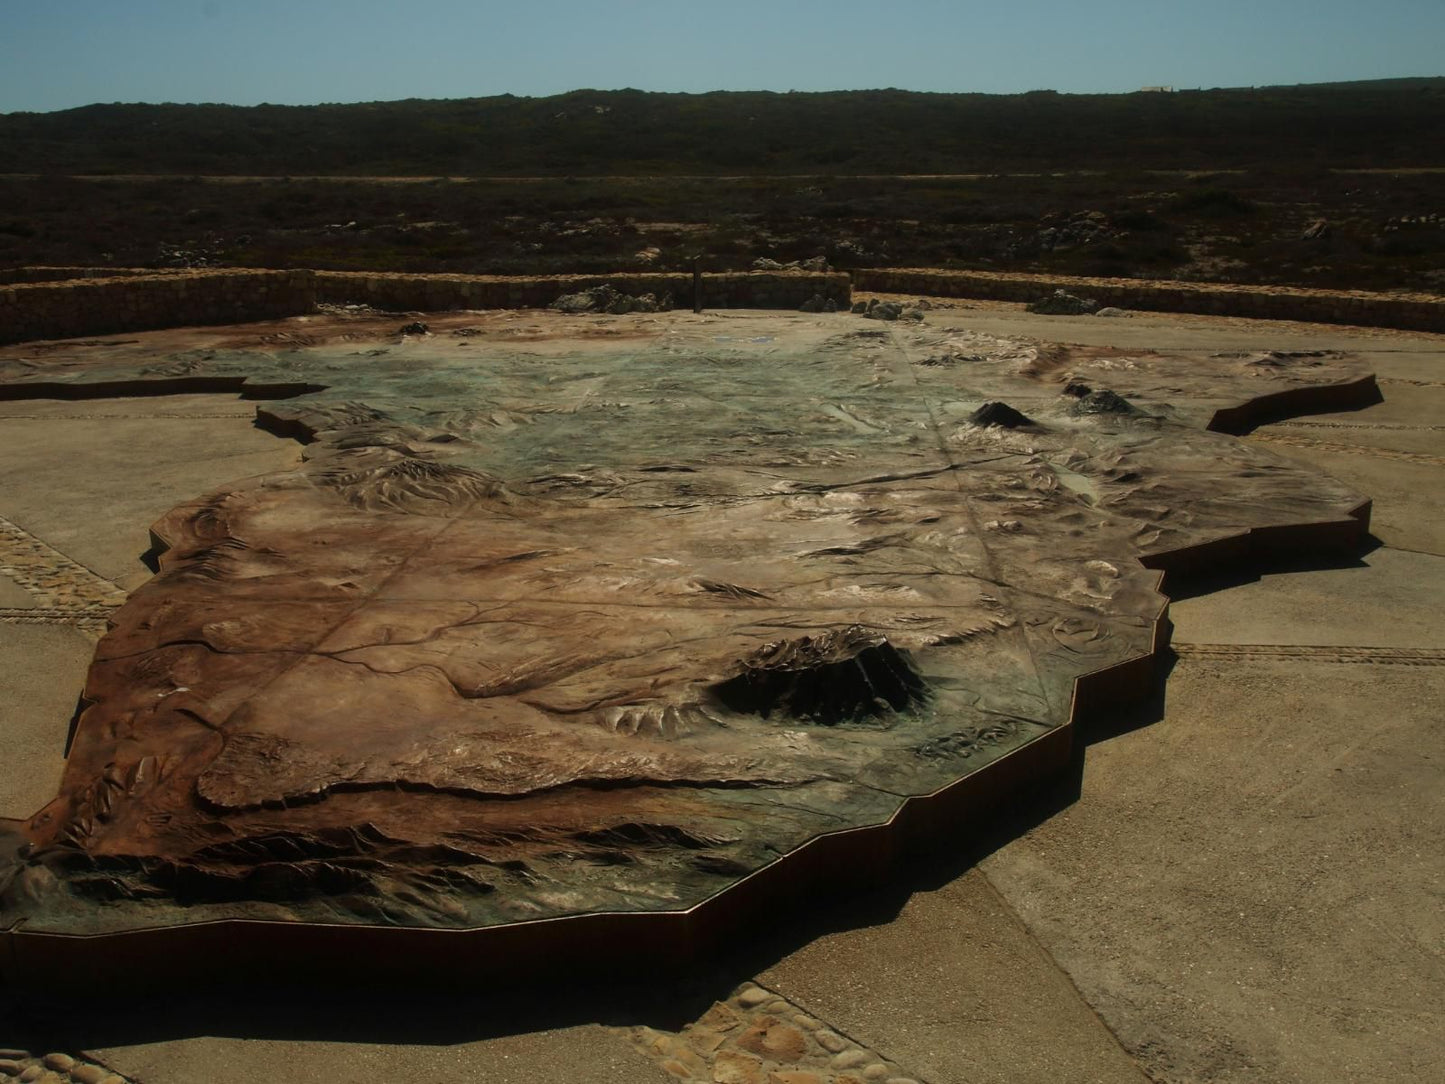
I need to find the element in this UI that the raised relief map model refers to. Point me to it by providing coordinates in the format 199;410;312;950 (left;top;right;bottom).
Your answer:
0;308;1373;954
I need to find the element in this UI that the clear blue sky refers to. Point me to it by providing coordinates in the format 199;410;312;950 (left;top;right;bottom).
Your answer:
2;0;1441;113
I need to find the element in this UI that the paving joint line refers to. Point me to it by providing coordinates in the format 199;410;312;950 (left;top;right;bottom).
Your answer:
0;514;128;612
884;324;1065;728
1247;431;1445;466
1271;420;1445;432
975;868;1155;1081
1378;377;1445;388
1173;642;1445;665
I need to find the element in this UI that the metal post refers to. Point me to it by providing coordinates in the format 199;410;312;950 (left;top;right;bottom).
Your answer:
692;256;702;314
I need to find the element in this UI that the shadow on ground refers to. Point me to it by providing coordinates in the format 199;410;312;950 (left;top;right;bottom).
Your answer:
1163;532;1386;603
0;681;1160;1053
5;537;1382;1056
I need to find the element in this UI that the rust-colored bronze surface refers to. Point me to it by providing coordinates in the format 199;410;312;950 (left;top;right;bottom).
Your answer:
0;309;1373;942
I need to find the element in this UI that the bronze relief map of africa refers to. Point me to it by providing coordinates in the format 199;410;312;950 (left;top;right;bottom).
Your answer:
0;307;1373;971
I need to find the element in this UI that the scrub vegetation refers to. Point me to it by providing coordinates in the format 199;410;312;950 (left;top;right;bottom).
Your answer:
2;79;1442;291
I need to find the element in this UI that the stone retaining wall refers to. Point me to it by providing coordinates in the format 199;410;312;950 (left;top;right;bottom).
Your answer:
314;270;851;312
0;266;181;285
4;265;1443;346
853;268;1445;333
0;270;316;345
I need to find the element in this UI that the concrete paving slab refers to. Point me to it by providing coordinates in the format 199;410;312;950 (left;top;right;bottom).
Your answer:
0;392;265;420
0;623;92;818
1353;350;1445;385
1247;443;1445;555
1381;354;1445;382
982;658;1445;1084
759;868;1151;1084
1169;546;1445;648
1294;383;1445;427
0;573;35;607
1264;423;1444;458
912;305;1445;357
0;410;301;590
92;1024;676;1084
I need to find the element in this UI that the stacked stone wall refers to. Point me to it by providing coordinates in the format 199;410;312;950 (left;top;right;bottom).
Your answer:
0;270;316;345
0;266;183;285
314;270;851;312
4;265;1443;346
853;268;1445;333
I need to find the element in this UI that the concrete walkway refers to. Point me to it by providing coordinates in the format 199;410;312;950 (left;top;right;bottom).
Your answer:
1;307;1440;1083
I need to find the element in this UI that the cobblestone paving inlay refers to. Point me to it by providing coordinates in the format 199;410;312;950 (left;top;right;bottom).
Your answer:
0;516;127;612
1248;431;1445;466
0;515;123;639
1378;376;1445;388
1173;642;1445;665
0;1049;131;1084
621;982;924;1084
1273;420;1445;432
0;607;110;636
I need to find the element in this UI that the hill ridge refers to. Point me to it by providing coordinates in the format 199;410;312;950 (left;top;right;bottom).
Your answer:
4;80;1443;176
